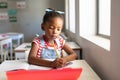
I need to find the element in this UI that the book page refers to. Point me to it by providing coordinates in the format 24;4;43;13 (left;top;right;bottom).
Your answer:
0;60;29;71
28;59;53;70
28;65;51;70
28;62;73;70
0;60;74;72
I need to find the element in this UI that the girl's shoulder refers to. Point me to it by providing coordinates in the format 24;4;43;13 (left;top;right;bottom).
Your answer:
32;35;44;44
57;36;63;40
33;35;44;41
55;36;65;47
57;36;65;42
33;37;40;42
32;35;45;47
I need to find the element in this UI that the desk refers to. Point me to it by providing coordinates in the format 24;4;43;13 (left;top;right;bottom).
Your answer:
0;36;12;62
6;32;24;47
66;41;82;59
0;60;101;80
70;60;101;80
14;42;82;60
14;43;31;60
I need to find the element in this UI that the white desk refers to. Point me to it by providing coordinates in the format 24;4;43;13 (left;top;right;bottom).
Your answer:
66;41;82;59
0;60;101;80
70;60;101;80
0;36;12;62
14;43;31;60
6;32;24;48
14;42;82;60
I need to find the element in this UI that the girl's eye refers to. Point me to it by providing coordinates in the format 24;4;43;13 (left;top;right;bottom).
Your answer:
49;26;54;29
57;28;61;31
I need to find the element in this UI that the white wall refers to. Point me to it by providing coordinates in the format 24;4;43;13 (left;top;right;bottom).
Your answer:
0;0;64;42
66;0;120;80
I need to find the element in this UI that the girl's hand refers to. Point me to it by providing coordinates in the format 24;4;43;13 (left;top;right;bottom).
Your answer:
57;58;67;66
50;58;63;68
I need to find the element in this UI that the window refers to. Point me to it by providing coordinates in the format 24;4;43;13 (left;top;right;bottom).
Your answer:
65;0;69;30
79;0;110;50
68;0;75;33
79;0;96;36
97;0;111;38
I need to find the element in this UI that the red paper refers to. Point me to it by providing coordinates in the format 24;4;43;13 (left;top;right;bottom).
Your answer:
6;68;82;80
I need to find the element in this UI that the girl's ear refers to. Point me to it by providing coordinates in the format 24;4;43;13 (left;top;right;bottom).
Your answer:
41;23;44;30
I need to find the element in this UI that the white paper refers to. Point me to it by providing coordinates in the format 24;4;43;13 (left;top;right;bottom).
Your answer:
0;60;52;71
0;60;73;72
0;60;29;71
28;65;51;70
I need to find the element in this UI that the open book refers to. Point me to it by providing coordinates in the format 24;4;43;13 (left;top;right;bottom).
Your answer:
0;60;73;72
0;60;52;72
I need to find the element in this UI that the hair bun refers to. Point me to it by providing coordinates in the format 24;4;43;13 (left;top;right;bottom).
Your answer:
45;8;64;14
45;8;55;13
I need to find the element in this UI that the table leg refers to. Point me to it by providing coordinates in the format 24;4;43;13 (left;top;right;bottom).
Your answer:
10;41;12;60
22;35;24;43
0;45;3;62
80;49;82;59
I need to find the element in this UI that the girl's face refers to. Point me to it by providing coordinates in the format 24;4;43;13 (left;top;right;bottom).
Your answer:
42;17;63;41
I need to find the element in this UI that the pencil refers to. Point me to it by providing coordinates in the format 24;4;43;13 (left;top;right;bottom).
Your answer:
52;41;59;58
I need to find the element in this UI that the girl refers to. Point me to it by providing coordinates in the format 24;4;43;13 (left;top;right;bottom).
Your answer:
28;9;77;68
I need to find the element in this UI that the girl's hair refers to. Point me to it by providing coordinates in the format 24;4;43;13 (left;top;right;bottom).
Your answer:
43;9;63;23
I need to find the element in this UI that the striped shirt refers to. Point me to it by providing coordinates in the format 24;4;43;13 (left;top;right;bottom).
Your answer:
32;35;65;57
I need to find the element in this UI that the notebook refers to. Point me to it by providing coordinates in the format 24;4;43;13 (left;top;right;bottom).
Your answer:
0;60;51;71
0;60;74;71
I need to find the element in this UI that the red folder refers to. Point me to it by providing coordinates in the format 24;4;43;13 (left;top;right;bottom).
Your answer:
6;68;82;80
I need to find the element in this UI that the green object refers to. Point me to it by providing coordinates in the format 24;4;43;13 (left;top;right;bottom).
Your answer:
8;9;17;22
8;9;17;16
0;2;7;8
25;45;31;48
9;16;17;22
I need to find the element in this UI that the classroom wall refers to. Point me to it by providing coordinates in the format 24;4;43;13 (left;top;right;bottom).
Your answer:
0;0;65;42
66;0;120;80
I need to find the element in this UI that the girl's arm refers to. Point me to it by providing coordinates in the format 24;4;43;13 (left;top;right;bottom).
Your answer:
28;43;62;67
59;43;77;65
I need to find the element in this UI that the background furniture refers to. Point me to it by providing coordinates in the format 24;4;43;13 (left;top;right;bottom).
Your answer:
66;41;82;59
0;35;12;62
14;43;31;60
14;41;82;60
6;32;24;48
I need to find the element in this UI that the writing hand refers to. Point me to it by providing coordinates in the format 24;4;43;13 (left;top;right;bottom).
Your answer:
57;58;67;67
50;58;63;68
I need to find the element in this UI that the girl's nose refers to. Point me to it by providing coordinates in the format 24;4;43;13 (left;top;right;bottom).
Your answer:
53;29;58;34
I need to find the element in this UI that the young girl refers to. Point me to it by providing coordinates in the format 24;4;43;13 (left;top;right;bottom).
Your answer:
28;10;77;68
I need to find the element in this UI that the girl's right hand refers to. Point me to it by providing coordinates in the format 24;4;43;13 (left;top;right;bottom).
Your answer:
50;58;63;68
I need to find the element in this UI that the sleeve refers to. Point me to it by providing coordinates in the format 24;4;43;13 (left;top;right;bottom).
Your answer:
59;36;65;49
32;37;40;48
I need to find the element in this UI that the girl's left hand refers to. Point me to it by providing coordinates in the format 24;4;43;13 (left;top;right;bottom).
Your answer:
57;58;67;66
